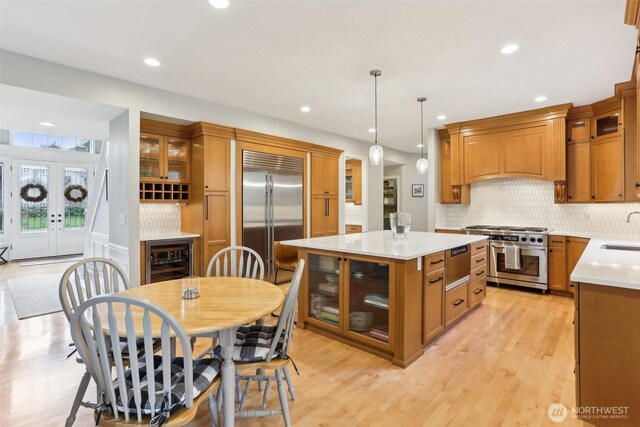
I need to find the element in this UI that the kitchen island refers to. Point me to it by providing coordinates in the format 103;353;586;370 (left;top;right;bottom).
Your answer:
282;231;488;367
571;240;640;426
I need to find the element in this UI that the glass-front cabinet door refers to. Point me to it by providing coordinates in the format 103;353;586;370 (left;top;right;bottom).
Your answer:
165;137;189;183
345;257;393;350
592;110;621;139
306;252;343;331
140;133;163;182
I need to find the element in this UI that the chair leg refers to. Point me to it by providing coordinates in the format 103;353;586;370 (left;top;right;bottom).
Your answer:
257;368;265;390
207;392;220;427
276;368;292;427
283;365;296;400
66;369;92;427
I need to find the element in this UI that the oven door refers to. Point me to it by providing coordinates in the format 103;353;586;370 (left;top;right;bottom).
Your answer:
489;243;547;285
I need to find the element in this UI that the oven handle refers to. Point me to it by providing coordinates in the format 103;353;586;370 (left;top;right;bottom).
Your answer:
491;242;547;252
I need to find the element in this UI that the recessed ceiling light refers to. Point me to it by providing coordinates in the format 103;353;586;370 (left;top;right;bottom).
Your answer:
436;114;447;121
368;128;376;133
500;44;519;54
144;58;161;67
208;0;229;9
417;144;424;148
38;121;56;127
300;106;311;113
534;95;548;103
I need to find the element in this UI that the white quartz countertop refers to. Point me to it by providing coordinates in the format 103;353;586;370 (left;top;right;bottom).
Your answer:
281;231;487;260
140;232;200;242
571;239;640;290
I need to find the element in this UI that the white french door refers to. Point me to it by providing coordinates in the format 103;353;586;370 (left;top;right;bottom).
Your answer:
11;160;93;259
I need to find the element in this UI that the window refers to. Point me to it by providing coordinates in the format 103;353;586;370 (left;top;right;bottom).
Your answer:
11;131;102;153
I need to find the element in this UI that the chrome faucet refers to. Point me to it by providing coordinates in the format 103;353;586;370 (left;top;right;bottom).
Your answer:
626;211;640;223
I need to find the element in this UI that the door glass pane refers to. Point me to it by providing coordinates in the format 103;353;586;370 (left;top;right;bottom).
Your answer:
308;253;340;327
166;138;188;181
64;167;88;230
345;175;353;199
496;253;540;277
349;260;389;342
140;135;162;179
19;165;48;232
596;114;619;137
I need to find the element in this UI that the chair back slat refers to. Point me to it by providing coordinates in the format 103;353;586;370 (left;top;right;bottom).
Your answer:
266;259;304;361
59;257;130;322
70;294;195;423
142;310;157;418
206;246;265;281
125;304;144;420
107;302;127;420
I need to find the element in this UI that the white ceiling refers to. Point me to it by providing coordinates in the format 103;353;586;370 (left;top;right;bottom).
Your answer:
0;85;124;140
0;1;636;153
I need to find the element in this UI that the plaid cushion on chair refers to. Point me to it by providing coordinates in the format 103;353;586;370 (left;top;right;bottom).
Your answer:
112;337;160;358
113;355;221;418
214;324;285;362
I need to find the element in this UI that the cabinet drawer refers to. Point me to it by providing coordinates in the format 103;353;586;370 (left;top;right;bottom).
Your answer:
445;281;469;326
471;264;487;282
549;236;566;248
425;251;445;273
423;271;445;344
471;252;487;269
468;278;486;308
470;240;488;256
345;225;362;234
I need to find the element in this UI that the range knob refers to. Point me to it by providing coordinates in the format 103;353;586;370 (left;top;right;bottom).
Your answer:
529;237;536;242
537;238;543;243
521;237;526;242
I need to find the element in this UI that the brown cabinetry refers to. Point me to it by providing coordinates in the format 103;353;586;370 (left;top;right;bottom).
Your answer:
445;281;469;326
548;237;567;292
574;282;640;426
139;121;192;202
423;259;444;343
566;118;592;203
548;235;589;295
311;153;340;237
345;159;362;205
438;129;469;204
345;224;362;234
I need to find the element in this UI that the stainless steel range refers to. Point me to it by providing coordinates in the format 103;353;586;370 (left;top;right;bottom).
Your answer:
463;225;549;293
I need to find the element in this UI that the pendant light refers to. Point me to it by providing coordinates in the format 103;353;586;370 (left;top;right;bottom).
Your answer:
416;97;428;174
369;70;384;165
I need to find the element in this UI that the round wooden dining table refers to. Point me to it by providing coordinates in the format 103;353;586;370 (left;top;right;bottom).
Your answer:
107;277;285;427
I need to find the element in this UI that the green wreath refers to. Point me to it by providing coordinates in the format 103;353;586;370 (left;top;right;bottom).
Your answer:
64;184;88;203
20;183;48;203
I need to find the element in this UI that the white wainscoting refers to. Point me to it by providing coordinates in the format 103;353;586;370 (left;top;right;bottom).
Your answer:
86;231;110;259
107;242;130;281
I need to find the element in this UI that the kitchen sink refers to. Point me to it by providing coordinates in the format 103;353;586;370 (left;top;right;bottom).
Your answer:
600;243;640;252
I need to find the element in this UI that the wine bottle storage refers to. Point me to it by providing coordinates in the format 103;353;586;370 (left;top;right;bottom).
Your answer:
139;182;190;202
145;238;193;284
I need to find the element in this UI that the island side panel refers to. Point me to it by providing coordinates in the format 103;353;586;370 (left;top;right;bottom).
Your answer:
392;257;424;368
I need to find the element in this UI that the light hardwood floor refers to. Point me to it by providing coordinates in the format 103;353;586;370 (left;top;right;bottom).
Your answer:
0;261;583;426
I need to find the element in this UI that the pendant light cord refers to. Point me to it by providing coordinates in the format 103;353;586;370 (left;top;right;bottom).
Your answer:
374;74;378;145
420;100;424;158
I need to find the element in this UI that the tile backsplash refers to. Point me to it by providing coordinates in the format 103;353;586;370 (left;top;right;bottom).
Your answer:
436;178;640;239
140;203;181;235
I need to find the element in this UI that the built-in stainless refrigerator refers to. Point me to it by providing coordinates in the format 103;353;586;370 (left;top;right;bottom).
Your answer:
242;150;303;281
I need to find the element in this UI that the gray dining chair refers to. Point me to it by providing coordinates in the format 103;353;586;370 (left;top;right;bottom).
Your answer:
206;246;265;280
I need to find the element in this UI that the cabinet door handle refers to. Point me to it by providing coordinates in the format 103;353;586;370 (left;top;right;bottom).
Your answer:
325;198;329;216
453;298;465;306
570;282;575;288
205;195;209;220
475;258;485;263
474;288;484;295
476;270;485;276
430;259;444;265
475;245;484;250
428;276;443;284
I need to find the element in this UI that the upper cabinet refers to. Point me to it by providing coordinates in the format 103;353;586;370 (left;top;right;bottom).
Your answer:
345;159;362;205
139;120;192;203
439;128;469;204
446;104;570;189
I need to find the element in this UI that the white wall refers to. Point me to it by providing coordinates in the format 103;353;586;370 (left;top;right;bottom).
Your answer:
383;156;430;232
